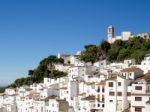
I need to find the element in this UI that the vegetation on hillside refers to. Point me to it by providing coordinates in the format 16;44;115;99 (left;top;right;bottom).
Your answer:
0;87;6;93
9;55;67;88
3;36;150;90
79;37;150;64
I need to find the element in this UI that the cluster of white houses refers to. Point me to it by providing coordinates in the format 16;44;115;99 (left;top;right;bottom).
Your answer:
1;52;150;112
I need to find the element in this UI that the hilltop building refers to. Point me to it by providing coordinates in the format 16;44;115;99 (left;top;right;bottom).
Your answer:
107;25;150;43
107;25;133;43
137;32;150;40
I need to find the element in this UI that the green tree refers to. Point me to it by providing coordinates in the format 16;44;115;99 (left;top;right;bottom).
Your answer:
9;55;66;87
107;49;119;62
28;70;34;76
99;41;111;53
80;44;98;63
131;50;145;64
117;48;130;61
98;40;111;60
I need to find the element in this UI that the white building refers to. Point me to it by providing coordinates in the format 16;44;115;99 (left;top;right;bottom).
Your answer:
4;88;16;95
137;32;150;40
130;72;150;112
70;55;85;66
79;95;96;112
105;67;143;112
107;25;133;43
54;64;70;72
68;66;98;79
124;59;136;66
139;55;150;73
2;55;150;112
45;97;69;112
94;60;110;69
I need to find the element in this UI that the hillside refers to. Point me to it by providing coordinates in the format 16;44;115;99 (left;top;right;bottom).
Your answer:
8;55;67;88
5;36;150;89
79;36;150;64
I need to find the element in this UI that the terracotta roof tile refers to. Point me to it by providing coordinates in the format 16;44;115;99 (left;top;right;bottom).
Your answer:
96;81;106;85
132;93;150;96
136;71;150;82
81;95;95;101
121;67;140;72
78;93;86;96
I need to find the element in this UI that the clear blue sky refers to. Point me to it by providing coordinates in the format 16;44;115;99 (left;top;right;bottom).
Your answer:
0;0;150;86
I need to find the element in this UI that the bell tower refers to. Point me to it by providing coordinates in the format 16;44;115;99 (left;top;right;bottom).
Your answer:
107;25;114;43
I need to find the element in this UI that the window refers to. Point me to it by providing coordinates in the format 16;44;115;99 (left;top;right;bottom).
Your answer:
102;87;105;92
109;100;113;102
135;86;142;90
117;92;122;96
52;103;54;107
109;28;112;32
97;86;101;92
135;107;142;112
135;97;142;101
109;82;113;87
127;92;131;96
97;88;100;92
118;82;121;86
109;92;115;96
98;104;100;107
98;95;100;101
102;95;105;101
93;104;95;107
102;104;105;108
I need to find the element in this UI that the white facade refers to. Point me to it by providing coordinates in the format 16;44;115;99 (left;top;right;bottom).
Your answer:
70;55;85;66
130;78;150;112
137;32;150;39
46;98;69;112
124;59;136;65
94;60;109;69
68;66;98;79
107;25;132;43
121;32;132;41
2;56;150;112
54;64;70;72
139;56;150;73
5;88;16;95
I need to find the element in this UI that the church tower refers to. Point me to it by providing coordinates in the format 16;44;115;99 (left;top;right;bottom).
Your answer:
107;25;114;43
